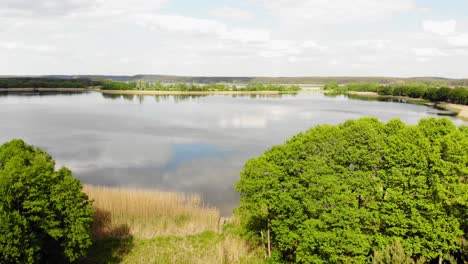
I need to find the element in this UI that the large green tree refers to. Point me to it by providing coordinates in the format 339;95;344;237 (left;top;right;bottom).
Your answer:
0;140;93;263
236;118;468;263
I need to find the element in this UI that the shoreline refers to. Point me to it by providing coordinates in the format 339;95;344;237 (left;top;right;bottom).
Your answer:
346;91;468;120
100;89;283;95
437;103;468;121
0;88;97;92
347;91;381;97
2;88;467;120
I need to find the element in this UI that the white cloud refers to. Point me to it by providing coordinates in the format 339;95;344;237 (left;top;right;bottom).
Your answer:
301;40;320;49
0;0;467;77
422;19;457;36
209;6;254;21
262;0;415;24
137;14;270;43
413;48;447;57
0;0;168;17
97;0;167;12
351;40;390;51
0;41;56;53
222;28;270;43
447;33;468;48
300;40;328;52
0;0;96;16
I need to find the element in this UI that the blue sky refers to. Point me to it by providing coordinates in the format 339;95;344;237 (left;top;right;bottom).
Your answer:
0;0;467;77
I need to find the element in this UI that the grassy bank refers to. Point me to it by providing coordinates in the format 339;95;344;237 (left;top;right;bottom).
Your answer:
80;185;264;263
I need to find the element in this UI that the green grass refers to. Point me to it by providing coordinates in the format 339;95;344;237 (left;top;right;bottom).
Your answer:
80;231;265;264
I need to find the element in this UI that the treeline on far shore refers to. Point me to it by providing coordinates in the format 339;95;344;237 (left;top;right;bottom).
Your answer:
0;78;102;88
101;81;301;92
325;82;468;105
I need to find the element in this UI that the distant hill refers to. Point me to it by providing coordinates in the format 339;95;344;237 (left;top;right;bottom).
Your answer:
2;75;468;86
43;75;132;82
130;75;255;83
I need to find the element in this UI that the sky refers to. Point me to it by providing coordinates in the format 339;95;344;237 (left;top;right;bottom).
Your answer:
0;0;467;77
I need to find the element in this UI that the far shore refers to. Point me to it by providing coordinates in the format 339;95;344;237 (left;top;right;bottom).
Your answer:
347;91;468;120
0;88;283;95
100;89;282;95
2;88;467;120
0;88;97;92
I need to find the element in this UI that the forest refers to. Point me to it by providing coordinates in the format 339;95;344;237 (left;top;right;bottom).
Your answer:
236;118;468;263
101;81;301;92
0;78;102;88
324;82;468;105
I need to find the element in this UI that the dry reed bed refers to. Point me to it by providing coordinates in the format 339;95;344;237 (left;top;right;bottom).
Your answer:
83;185;220;239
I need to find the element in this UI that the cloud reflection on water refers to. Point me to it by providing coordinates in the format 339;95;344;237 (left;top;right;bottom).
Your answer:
0;92;466;215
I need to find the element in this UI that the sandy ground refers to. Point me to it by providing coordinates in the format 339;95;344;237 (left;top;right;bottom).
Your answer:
347;91;380;97
440;103;468;120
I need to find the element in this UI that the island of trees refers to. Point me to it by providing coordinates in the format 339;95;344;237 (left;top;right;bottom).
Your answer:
236;117;468;263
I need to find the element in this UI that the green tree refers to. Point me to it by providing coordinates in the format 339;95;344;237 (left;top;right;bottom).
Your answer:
0;140;93;263
236;118;468;263
324;82;339;90
373;242;426;264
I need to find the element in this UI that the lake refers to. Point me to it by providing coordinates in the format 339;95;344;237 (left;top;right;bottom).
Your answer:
0;91;466;215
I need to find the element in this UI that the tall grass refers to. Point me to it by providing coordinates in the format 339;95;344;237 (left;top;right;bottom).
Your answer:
83;185;220;239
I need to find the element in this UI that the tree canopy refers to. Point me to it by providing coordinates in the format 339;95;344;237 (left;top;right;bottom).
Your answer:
0;78;101;89
101;80;301;92
326;82;468;105
236;118;468;263
0;140;93;263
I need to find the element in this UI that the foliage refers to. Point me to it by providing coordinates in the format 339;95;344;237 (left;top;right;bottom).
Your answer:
236;118;468;263
323;82;339;90
347;82;379;92
131;75;468;86
372;242;426;264
101;80;301;92
0;78;101;88
0;140;94;263
334;82;468;105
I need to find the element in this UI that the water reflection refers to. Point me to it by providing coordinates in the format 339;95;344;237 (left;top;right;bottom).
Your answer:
0;92;466;215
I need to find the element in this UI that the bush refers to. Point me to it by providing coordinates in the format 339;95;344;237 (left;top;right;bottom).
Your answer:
324;82;339;90
0;140;93;263
236;118;468;263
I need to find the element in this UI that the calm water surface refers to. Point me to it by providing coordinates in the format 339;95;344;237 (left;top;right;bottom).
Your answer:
0;92;466;215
